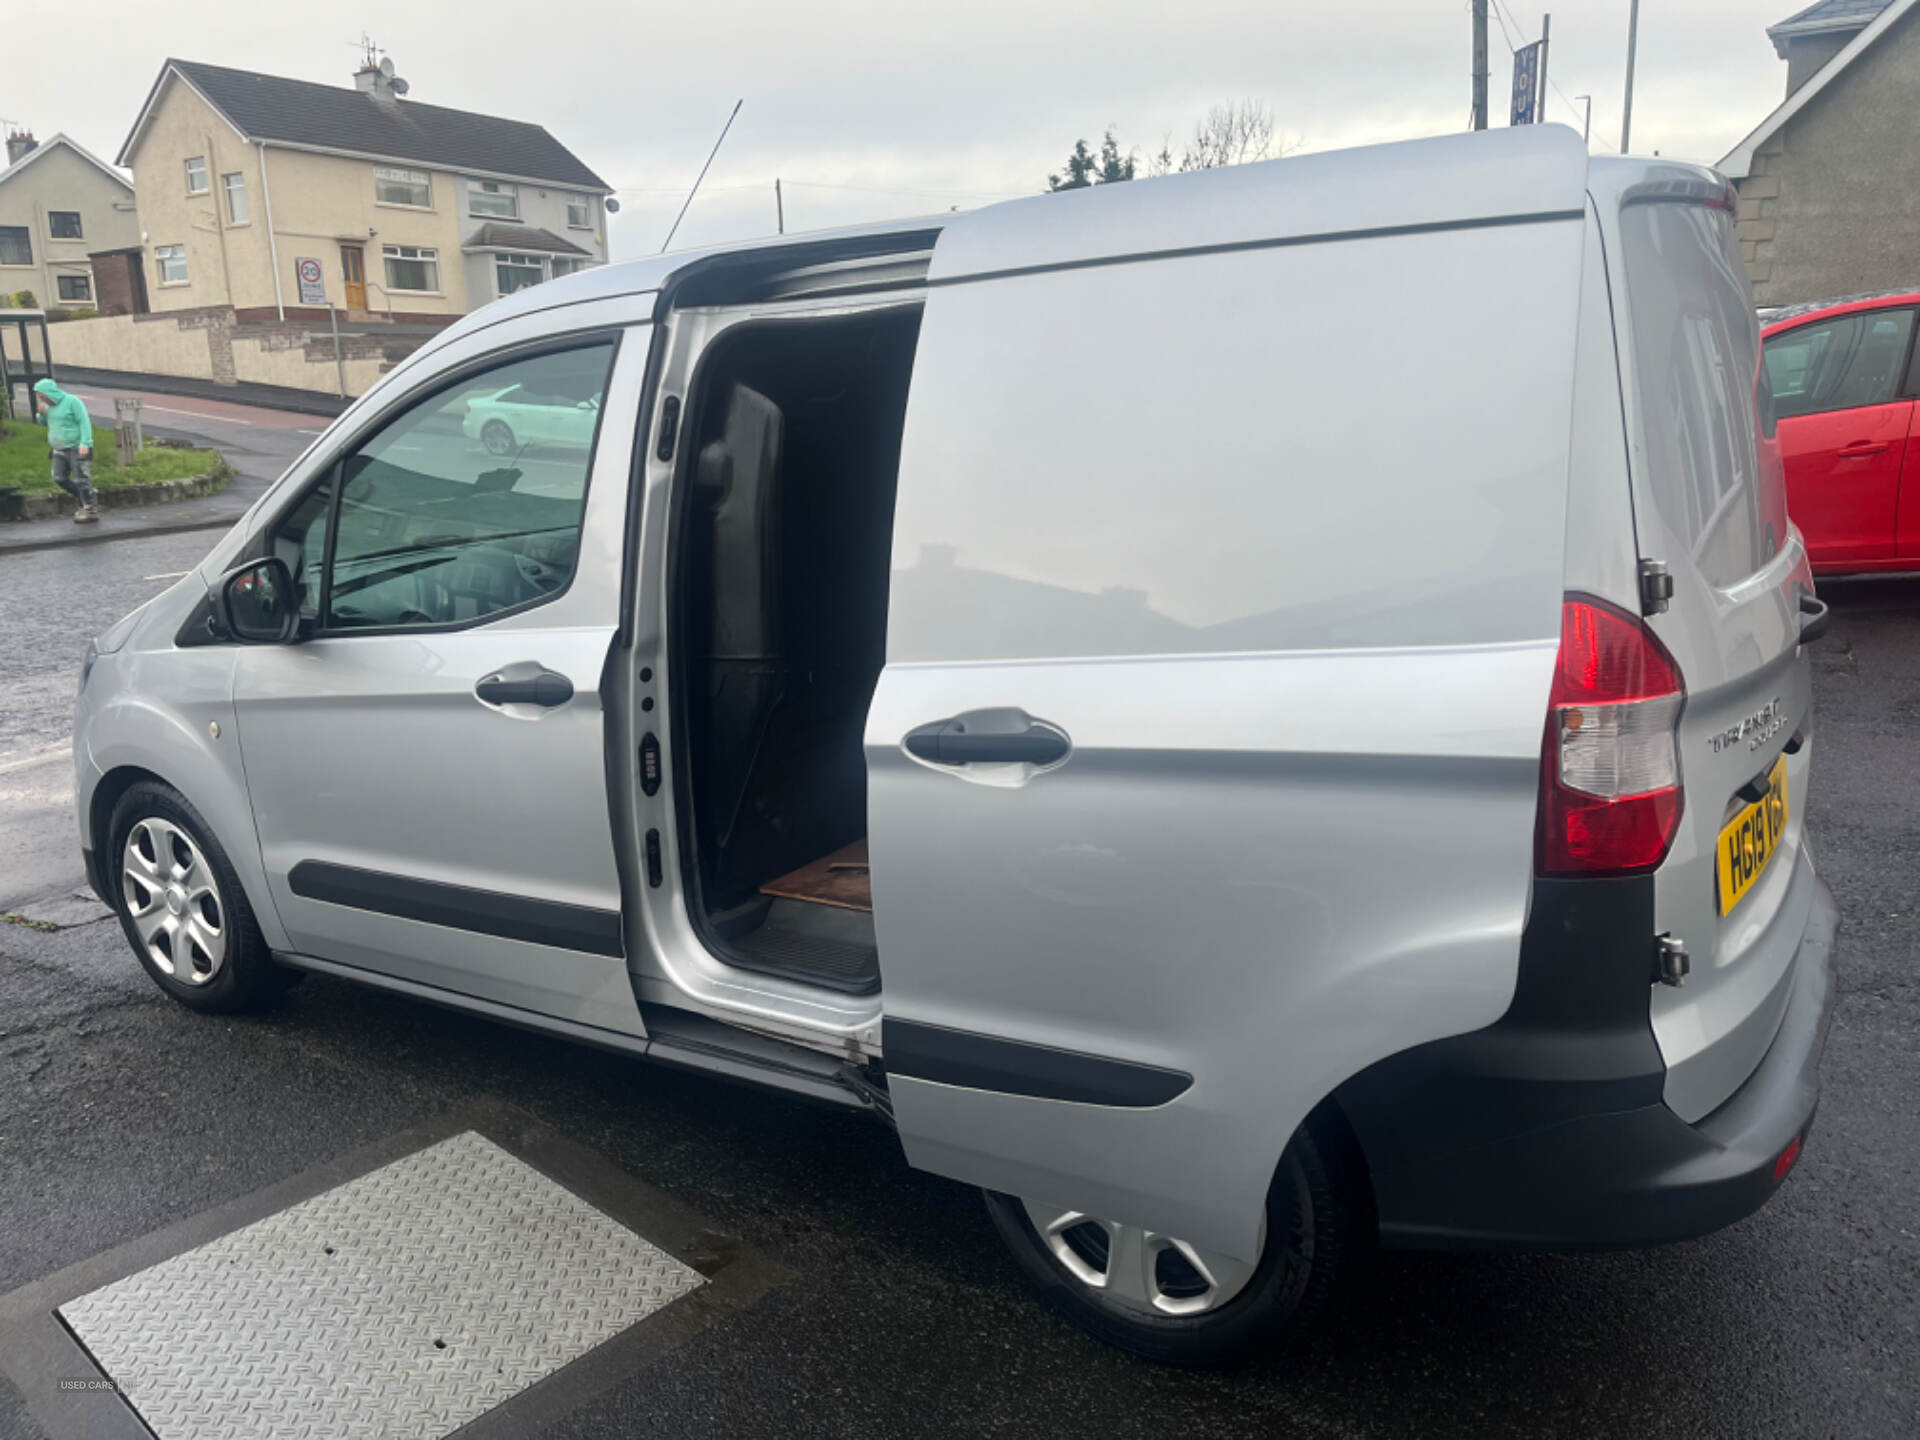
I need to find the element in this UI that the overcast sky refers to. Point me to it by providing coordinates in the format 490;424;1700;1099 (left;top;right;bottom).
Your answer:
7;0;1795;260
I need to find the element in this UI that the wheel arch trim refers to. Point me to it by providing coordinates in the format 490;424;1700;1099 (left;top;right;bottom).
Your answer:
82;670;289;953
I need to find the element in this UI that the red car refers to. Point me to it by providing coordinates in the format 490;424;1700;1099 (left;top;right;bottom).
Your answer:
1762;290;1920;575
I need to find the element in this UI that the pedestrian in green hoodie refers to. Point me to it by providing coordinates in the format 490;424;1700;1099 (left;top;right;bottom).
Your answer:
33;378;97;523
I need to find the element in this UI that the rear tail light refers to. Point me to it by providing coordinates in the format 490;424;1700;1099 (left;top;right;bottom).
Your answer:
1538;596;1686;875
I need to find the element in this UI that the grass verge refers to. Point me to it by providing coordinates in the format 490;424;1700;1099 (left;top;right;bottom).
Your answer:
0;420;220;494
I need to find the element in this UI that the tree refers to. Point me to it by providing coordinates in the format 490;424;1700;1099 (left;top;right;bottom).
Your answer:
1063;101;1294;189
1048;128;1135;191
1177;100;1280;171
1096;131;1136;184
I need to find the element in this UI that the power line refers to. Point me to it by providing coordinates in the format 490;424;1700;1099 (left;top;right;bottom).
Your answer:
1487;0;1523;53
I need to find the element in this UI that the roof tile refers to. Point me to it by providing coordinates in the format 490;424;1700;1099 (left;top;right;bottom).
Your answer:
164;59;607;190
466;222;592;256
1770;0;1893;40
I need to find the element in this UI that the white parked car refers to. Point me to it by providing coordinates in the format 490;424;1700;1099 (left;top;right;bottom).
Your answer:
461;381;601;455
73;127;1837;1365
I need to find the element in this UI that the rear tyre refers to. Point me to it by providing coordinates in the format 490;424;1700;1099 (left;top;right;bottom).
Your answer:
480;419;516;456
107;780;292;1014
983;1116;1358;1366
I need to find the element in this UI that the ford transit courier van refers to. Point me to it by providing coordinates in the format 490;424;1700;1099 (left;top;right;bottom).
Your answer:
73;127;1838;1365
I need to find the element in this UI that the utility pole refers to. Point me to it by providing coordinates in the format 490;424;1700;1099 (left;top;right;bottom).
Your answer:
1472;0;1490;129
775;177;784;235
1621;0;1641;153
1539;14;1552;119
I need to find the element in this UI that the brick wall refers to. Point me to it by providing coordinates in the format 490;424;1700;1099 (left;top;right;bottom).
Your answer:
88;252;141;318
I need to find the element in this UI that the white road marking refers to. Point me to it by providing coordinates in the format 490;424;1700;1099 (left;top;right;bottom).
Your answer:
144;571;192;581
0;742;72;776
69;389;259;427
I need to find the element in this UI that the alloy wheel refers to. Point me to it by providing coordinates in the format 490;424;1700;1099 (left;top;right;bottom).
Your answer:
481;420;515;456
121;817;228;985
1020;1200;1259;1317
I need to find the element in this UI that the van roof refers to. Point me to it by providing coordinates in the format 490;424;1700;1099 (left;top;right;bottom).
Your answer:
427;128;1712;360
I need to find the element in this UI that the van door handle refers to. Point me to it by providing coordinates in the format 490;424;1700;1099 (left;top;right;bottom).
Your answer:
1798;593;1830;646
1837;441;1890;458
904;711;1071;766
476;667;574;708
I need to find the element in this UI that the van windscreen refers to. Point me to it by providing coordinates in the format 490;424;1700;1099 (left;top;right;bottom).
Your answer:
1620;201;1789;588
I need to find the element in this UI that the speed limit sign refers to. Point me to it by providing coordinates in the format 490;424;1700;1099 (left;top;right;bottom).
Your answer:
296;256;327;305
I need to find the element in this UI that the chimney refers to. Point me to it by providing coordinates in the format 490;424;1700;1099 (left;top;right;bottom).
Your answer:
354;57;408;103
5;130;36;166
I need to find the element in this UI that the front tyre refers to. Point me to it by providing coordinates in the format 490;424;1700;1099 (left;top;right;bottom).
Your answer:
108;780;292;1014
983;1117;1358;1366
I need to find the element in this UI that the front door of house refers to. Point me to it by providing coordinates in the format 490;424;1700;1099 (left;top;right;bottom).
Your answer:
340;245;367;311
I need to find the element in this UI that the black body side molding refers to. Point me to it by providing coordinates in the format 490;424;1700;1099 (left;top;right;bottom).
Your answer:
884;1019;1191;1108
288;861;624;958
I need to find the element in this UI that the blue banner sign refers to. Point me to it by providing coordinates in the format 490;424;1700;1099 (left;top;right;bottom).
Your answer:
1511;40;1543;125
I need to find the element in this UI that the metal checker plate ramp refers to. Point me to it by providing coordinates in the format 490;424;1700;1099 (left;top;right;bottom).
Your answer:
58;1130;705;1440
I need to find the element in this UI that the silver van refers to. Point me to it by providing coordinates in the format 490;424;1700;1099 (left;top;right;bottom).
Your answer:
73;127;1838;1364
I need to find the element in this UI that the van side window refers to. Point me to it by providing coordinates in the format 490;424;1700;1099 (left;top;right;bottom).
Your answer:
271;478;334;614
280;343;616;633
1763;310;1916;420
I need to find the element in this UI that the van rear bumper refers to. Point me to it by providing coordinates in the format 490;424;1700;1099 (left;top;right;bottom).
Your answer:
1335;871;1838;1251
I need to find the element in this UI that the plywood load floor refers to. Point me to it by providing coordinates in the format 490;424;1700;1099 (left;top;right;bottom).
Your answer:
760;840;872;913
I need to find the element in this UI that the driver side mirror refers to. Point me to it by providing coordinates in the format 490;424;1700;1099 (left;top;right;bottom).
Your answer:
220;557;305;644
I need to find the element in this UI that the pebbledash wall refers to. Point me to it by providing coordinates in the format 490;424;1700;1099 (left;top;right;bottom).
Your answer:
0;307;390;397
1732;3;1920;305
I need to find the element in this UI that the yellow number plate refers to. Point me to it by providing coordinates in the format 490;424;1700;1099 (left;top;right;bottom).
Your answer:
1717;756;1789;915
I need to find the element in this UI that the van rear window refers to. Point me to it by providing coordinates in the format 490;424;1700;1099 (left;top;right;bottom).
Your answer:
1620;202;1789;586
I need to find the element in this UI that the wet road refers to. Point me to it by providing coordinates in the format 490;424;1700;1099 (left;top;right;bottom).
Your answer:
0;552;1915;1439
0;388;317;910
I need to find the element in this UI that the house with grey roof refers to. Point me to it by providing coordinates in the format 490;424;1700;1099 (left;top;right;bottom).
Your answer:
115;56;613;324
1720;0;1920;305
0;131;138;313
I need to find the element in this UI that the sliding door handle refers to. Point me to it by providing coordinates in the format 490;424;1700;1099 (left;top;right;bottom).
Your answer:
905;709;1071;766
476;666;574;709
1837;441;1890;458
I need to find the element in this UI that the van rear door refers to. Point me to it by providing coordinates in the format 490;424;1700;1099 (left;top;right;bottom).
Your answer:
1598;167;1818;1123
868;128;1592;1261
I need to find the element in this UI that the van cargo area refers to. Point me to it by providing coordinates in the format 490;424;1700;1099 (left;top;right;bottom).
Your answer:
670;305;922;994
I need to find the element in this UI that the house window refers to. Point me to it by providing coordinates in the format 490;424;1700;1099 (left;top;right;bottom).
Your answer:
0;226;30;265
49;211;83;240
185;156;208;194
222;172;248;224
549;257;583;278
469;179;518;219
565;194;592;228
155;244;188;285
57;274;92;302
495;251;544;295
383;244;439;292
375;166;431;208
